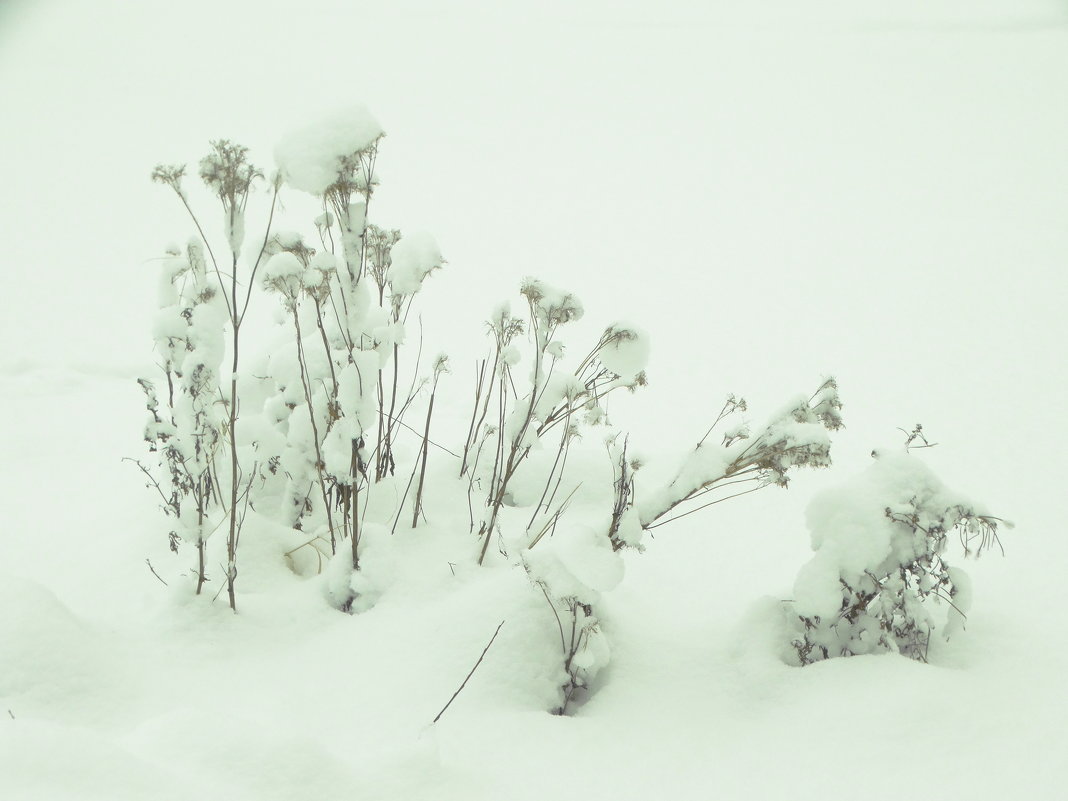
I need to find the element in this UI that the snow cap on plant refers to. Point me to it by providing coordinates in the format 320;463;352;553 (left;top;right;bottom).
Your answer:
274;105;384;195
756;378;843;486
199;140;262;252
597;322;651;384
262;251;305;308
303;252;337;303
150;163;186;196
198;140;261;204
264;230;314;265
388;232;443;298
365;224;402;290
488;303;525;345
520;278;584;328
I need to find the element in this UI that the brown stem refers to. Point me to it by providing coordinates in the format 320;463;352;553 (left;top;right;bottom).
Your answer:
411;377;439;528
293;310;338;554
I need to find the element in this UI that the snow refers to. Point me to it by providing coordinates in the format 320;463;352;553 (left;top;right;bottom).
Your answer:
3;1;1068;799
388;232;443;296
274;105;383;195
520;277;584;328
261;250;305;300
597;322;649;381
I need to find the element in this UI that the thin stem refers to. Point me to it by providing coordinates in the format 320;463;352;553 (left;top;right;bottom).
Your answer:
644;484;768;530
431;620;506;725
411;375;439;528
461;358;488;477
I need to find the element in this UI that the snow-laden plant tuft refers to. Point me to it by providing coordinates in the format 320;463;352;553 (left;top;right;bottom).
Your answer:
141;107;445;613
638;379;843;533
147;140;277;611
786;428;1009;665
135;240;226;594
459;279;650;566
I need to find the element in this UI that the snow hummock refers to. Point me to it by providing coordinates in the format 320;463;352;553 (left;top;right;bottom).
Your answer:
275;106;383;195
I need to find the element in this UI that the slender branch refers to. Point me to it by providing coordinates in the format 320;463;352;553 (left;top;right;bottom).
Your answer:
170;189;231;322
431;620;506;724
145;558;169;586
240;181;281;323
644;484;768;530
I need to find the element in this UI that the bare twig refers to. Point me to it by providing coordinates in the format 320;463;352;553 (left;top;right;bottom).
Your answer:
145;558;169;586
643;483;768;530
431;620;506;724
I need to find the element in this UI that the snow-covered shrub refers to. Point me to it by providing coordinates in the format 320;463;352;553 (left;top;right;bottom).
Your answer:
137;106;867;716
787;442;1007;665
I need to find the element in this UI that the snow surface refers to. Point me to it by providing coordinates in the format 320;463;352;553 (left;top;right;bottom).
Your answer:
3;1;1068;799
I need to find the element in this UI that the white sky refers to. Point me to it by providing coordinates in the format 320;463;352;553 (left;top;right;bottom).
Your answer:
1;0;1066;540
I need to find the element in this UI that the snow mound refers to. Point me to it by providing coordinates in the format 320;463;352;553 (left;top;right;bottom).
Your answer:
0;576;108;715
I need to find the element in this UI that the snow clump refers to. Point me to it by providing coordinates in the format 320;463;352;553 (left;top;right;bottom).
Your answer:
388;233;443;297
275;105;383;195
598;322;650;382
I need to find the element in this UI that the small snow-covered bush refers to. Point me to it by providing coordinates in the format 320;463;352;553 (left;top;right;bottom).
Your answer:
787;439;1007;665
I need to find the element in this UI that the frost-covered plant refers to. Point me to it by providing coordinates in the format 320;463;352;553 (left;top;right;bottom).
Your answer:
463;280;650;565
605;434;642;551
410;354;450;528
136;240;226;593
453;280;845;710
271;110;386;583
524;382;844;713
139;108;896;718
390;354;450;533
448;282;654;710
267;109;444;608
143;107;448;614
786;441;1007;665
524;521;620;714
371;229;443;481
638;379;843;534
151;141;276;611
261;240;342;553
